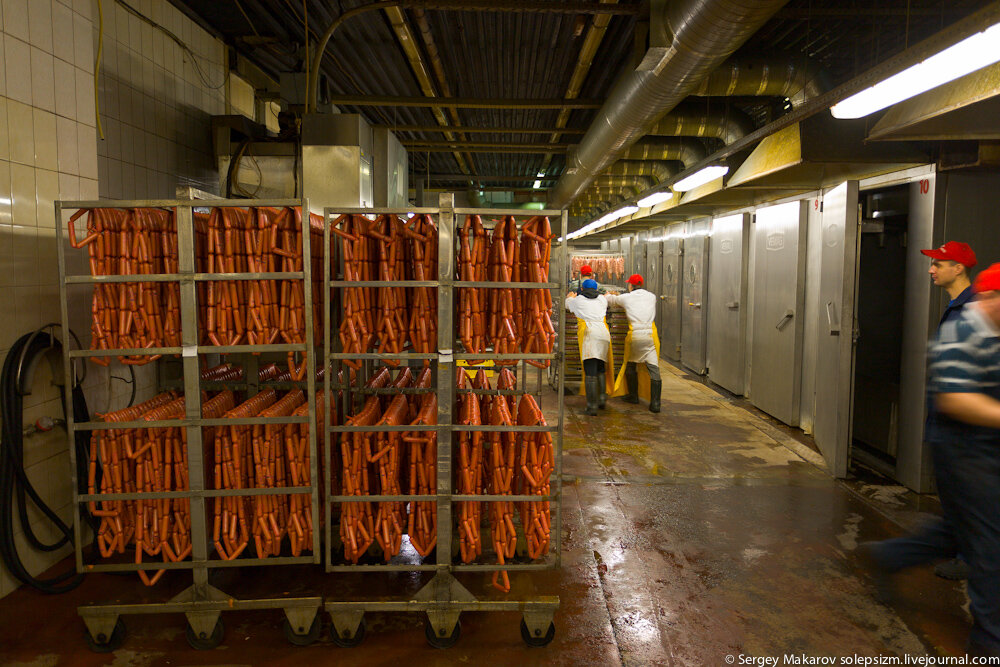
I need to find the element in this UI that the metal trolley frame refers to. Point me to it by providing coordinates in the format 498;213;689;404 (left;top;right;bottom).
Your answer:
55;198;323;649
321;194;566;646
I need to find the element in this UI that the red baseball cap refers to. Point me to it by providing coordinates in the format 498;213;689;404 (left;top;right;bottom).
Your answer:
974;263;1000;293
627;274;643;285
580;264;593;275
921;241;977;268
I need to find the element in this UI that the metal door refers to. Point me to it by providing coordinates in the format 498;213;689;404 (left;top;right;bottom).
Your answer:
660;225;683;360
681;218;710;374
707;213;750;394
749;201;807;426
645;228;664;337
812;182;860;478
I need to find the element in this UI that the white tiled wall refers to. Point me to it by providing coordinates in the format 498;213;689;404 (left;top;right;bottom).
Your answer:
0;0;227;598
95;0;225;199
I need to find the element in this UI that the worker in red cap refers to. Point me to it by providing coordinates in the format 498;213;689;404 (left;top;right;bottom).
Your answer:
569;264;606;295
860;263;1000;656
919;241;977;581
605;273;661;412
922;240;978;327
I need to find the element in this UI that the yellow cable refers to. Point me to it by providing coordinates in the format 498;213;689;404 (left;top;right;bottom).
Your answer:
95;0;105;140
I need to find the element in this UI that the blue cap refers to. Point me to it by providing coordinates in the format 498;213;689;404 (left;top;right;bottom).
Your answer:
582;279;598;290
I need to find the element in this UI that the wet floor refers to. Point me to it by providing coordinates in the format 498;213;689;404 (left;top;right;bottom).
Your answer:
0;362;972;666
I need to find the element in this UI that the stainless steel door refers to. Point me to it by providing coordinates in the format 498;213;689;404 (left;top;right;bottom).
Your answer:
661;225;683;360
681;218;710;374
707;213;750;394
813;182;860;478
645;228;664;338
749;201;808;426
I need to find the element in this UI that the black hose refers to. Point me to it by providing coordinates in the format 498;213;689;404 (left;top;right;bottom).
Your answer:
0;331;91;593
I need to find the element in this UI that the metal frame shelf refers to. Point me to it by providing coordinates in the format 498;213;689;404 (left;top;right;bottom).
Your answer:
56;198;323;649
321;196;566;647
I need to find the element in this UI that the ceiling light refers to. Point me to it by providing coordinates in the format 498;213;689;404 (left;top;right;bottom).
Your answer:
831;22;1000;118
533;180;542;189
672;165;729;192
612;205;639;219
637;192;673;208
536;171;545;178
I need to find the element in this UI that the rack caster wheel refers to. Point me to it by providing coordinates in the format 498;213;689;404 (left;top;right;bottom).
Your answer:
284;616;321;646
331;616;366;647
520;618;555;647
425;618;460;649
186;618;224;650
85;618;126;653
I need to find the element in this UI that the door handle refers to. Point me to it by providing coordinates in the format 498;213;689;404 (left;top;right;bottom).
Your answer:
688;302;702;309
775;309;794;330
726;301;739;310
826;301;840;335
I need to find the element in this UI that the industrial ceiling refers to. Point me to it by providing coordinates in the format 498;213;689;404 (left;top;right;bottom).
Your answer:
172;0;997;226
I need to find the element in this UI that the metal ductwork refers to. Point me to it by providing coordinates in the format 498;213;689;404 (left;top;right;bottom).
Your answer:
602;160;680;182
621;138;707;166
646;104;755;144
692;55;831;108
547;0;790;210
593;175;656;190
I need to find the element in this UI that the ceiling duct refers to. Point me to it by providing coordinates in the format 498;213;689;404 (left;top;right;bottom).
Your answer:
593;175;656;190
602;160;680;182
646;104;755;144
691;55;831;107
621;138;707;166
546;0;790;210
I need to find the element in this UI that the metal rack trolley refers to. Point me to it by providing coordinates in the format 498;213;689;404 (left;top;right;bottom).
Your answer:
55;198;323;650
322;194;565;647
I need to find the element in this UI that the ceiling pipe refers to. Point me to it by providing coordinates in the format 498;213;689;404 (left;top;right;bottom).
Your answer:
546;0;790;210
621;138;707;167
646;104;755;144
601;160;680;182
593;175;655;190
691;55;831;108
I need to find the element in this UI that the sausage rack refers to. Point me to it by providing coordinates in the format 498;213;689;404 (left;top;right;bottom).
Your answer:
55;199;323;650
322;194;566;647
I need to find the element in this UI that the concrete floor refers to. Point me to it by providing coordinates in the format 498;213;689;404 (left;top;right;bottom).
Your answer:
0;362;972;666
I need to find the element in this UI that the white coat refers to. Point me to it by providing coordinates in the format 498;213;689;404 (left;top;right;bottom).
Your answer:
605;288;658;365
565;293;611;362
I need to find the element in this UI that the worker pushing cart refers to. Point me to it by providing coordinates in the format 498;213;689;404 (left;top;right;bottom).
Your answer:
565;279;613;416
606;274;661;413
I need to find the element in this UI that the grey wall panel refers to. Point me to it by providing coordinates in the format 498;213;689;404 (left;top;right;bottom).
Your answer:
681;218;711;374
799;195;824;433
749;200;808;426
813;182;859;479
645;227;665;337
707;213;749;394
661;224;684;360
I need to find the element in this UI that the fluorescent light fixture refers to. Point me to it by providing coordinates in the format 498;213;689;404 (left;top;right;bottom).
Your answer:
672;165;729;192
612;205;639;219
533;180;542;189
637;191;673;208
536;171;545;178
831;21;1000;118
406;212;415;218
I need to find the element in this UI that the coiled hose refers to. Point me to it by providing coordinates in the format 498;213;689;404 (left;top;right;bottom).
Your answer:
0;330;92;593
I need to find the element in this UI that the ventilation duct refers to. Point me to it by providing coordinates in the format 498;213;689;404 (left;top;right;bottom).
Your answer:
621;138;707;166
646;104;755;144
692;55;831;108
547;0;790;210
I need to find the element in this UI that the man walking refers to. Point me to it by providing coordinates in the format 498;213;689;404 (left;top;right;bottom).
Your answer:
861;263;1000;657
920;241;977;580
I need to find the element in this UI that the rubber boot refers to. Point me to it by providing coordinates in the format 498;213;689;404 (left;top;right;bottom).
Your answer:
649;379;662;413
622;363;639;404
598;375;607;409
584;376;599;416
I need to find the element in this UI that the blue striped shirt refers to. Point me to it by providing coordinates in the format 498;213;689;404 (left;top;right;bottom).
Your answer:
927;305;1000;447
